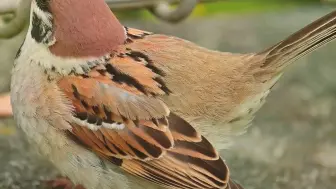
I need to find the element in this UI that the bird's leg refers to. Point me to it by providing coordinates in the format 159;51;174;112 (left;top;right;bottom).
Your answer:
45;176;85;189
0;93;12;117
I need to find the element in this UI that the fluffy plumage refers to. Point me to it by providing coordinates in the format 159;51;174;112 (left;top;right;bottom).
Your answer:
10;0;336;189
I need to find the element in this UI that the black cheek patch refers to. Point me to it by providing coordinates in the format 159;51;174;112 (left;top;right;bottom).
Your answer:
30;12;53;43
35;0;51;13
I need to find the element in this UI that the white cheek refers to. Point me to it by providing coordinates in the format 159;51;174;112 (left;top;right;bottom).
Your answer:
22;0;110;76
16;32;111;76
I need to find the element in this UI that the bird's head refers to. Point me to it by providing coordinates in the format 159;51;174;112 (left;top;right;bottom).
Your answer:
29;0;126;58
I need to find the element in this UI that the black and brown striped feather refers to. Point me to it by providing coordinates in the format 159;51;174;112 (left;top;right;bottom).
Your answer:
57;35;236;188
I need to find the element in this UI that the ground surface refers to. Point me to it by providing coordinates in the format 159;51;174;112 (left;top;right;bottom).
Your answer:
1;6;336;189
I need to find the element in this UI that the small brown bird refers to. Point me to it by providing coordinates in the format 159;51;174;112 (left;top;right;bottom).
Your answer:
10;0;336;189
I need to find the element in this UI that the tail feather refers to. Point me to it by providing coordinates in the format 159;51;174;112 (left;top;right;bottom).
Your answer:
258;10;336;70
227;179;244;189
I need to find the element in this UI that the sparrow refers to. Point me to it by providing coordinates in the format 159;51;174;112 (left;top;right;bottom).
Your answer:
10;0;336;189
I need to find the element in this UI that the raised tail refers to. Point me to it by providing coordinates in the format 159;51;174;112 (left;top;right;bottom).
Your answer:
227;179;244;189
258;10;336;70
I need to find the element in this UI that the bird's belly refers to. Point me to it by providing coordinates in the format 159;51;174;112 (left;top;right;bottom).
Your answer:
13;113;133;189
10;67;163;189
9;67;127;189
12;102;162;189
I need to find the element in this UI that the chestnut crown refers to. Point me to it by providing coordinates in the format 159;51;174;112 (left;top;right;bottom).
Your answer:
31;0;126;57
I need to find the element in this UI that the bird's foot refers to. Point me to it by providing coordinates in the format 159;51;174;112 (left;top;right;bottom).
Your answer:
45;177;85;189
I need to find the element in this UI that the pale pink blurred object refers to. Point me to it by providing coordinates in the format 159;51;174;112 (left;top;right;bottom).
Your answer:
0;93;12;117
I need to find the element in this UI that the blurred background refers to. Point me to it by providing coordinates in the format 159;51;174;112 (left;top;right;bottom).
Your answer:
1;0;336;188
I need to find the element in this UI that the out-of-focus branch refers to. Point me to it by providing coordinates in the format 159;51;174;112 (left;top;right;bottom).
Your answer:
0;0;221;39
104;0;220;9
149;0;199;23
106;0;200;22
106;0;160;9
0;0;31;38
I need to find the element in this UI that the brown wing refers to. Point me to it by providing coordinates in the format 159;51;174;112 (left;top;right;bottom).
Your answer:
57;27;242;189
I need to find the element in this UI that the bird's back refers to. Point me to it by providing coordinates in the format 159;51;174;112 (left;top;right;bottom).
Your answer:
122;32;270;148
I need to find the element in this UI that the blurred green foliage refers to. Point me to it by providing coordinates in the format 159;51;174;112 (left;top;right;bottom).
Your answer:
115;0;321;20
